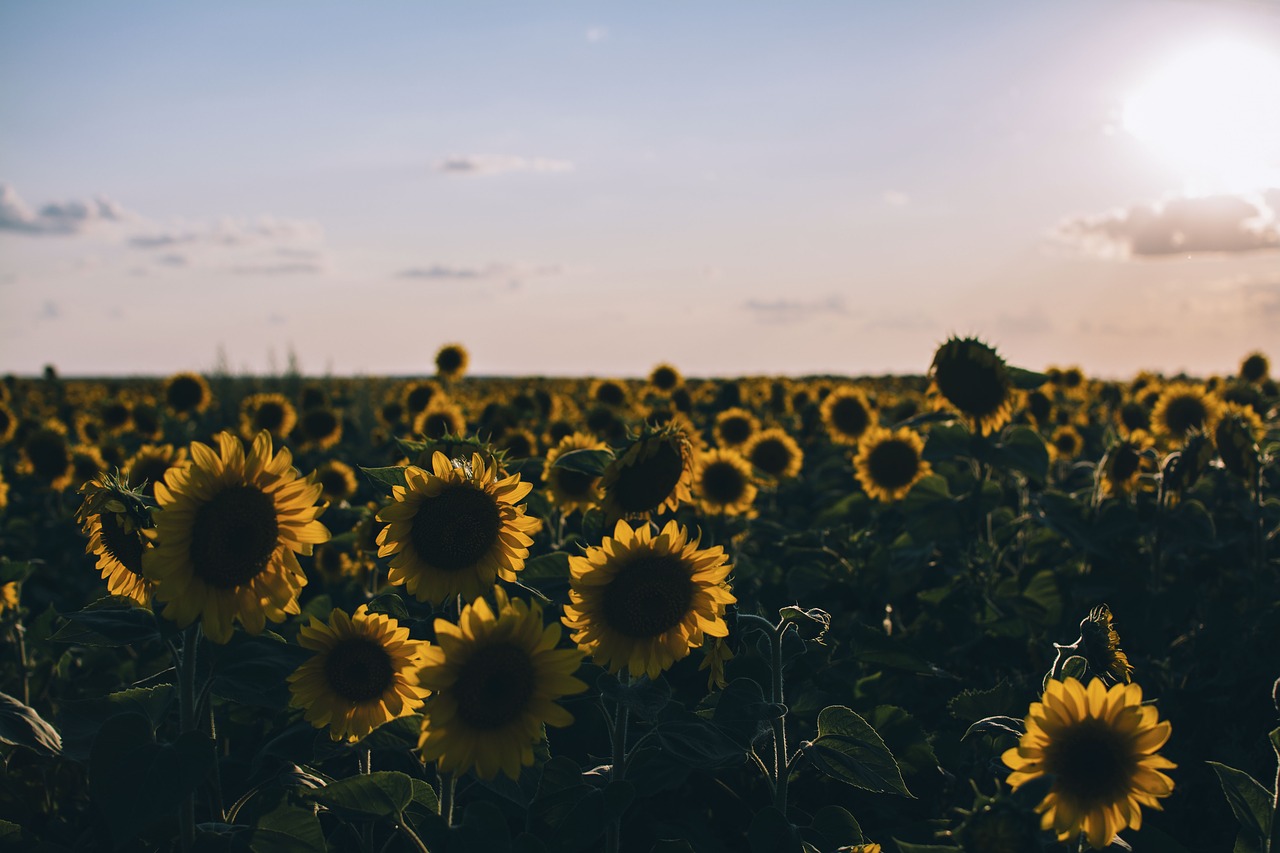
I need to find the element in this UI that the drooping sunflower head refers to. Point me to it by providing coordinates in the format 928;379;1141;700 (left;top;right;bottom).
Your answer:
1150;382;1224;442
929;337;1018;435
376;452;538;604
418;586;586;780
600;424;696;520
163;372;212;417
562;519;736;680
76;472;157;607
239;392;298;440
142;431;331;644
296;406;343;451
1214;402;1264;479
287;605;429;742
435;343;469;380
314;459;359;504
1078;605;1134;684
1163;432;1215;495
713;407;760;449
1240;350;1270;383
694;448;758;516
413;400;468;441
544;432;608;515
1003;678;1174;849
648;363;683;393
821;387;877;445
1048;425;1085;462
853;426;932;503
743;427;804;481
17;420;74;491
1098;432;1153;499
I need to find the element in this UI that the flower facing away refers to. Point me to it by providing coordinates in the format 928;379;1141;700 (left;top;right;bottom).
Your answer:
1098;433;1152;499
599;424;696;520
563;519;736;680
288;605;429;742
929;336;1018;435
417;587;586;780
1079;605;1134;684
376;452;538;604
77;473;157;607
1003;677;1175;849
1214;402;1264;479
543;431;608;515
853;426;932;502
142;431;331;644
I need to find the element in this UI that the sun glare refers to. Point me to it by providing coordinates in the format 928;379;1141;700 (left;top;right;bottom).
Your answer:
1123;39;1280;193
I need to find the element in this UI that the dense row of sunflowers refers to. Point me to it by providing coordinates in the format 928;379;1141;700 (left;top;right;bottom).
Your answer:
0;339;1276;852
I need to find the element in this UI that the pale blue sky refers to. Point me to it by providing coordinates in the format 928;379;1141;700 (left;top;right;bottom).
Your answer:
2;1;1278;377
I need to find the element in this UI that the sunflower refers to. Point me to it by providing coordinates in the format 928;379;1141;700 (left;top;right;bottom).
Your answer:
77;473;156;607
496;428;538;460
376;452;538;603
1149;382;1224;442
1214;402;1264;479
296;406;343;451
693;448;758;516
240;392;298;441
544;432;608;515
1002;678;1175;849
649;363;683;393
821;387;877;446
562;519;736;680
853;426;932;502
68;444;107;490
123;443;188;498
417;587;585;780
1116;400;1151;435
17;420;74;491
314;459;359;504
0;470;8;513
1239;351;1269;383
0;581;19;615
163;371;213;417
590;378;630;409
413;400;467;440
0;403;16;445
142;431;331;644
400;380;445;417
600;424;696;520
435;343;469;380
1048;425;1084;462
1078;605;1134;685
288;605;430;742
713;407;760;449
1098;432;1153;499
929;337;1018;435
743;428;804;481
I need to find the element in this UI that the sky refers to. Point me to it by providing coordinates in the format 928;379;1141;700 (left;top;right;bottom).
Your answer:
1;0;1278;379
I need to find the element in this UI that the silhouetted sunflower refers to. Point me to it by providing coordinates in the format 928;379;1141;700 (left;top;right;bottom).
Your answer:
590;378;630;409
418;587;586;780
143;431;330;644
400;380;445;417
929;337;1018;435
544;432;608;515
1098;432;1152;499
239;392;297;440
77;473;156;606
163;372;212;417
563;519;735;680
853;426;932;502
288;605;429;742
1214;402;1264;479
123;443;187;498
743;428;804;480
435;343;469;380
693;448;758;516
1239;351;1269;383
600;424;695;520
17;420;74;491
821;387;877;445
1078;604;1134;684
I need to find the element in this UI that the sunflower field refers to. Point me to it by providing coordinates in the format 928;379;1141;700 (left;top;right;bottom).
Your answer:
0;339;1277;853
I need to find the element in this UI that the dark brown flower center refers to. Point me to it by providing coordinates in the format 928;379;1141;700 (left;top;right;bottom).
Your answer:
717;415;752;445
301;408;339;440
651;367;679;391
1107;444;1141;483
409;483;502;571
405;385;438;414
421;411;460;439
166;376;206;412
749;438;793;477
254;401;288;432
324;637;395;703
700;460;747;504
830;396;871;438
437;347;465;374
594;381;627;407
189;485;280;589
866;439;919;490
102;402;131;429
1041;716;1137;807
24;429;70;480
319;468;354;499
127;454;174;494
601;554;695;638
453;642;537;730
1160;394;1207;435
934;351;1008;418
608;440;684;514
99;512;146;578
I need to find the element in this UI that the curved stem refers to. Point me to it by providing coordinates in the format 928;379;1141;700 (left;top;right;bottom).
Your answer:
769;624;789;814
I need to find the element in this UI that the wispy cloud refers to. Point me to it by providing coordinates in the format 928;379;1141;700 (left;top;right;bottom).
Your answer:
433;155;574;176
229;261;325;276
396;262;565;284
0;183;131;235
742;295;848;324
129;217;324;250
1053;190;1280;258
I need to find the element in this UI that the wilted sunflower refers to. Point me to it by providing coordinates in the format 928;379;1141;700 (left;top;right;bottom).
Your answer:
1214;402;1264;479
376;452;538;603
1098;432;1153;499
163;371;213;417
648;363;683;393
413;400;467;440
1150;382;1224;442
713;407;760;449
418;586;586;780
743;427;804;481
313;459;359;504
562;519;736;680
0;403;17;445
1003;678;1174;849
929;336;1018;435
77;473;156;606
17;420;74;491
693;448;758;516
240;392;298;440
143;431;331;644
435;343;469;380
296;406;343;451
1239;351;1269;383
1078;605;1134;684
853;426;932;502
288;605;429;742
821;387;877;446
123;443;188;498
600;424;696;520
1048;425;1084;462
544;432;608;515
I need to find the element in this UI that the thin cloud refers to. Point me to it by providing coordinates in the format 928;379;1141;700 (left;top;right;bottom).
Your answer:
1054;191;1280;258
742;295;848;324
129;217;324;250
433;155;574;176
396;262;565;283
229;261;325;275
0;183;130;235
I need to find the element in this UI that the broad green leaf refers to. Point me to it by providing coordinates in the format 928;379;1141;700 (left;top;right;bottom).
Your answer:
0;690;61;756
308;770;418;819
250;789;326;853
366;592;410;622
521;551;572;582
1208;762;1273;848
808;705;912;797
57;684;172;761
211;631;312;708
551;448;614;476
598;672;672;719
359;465;408;492
805;805;863;849
50;599;159;647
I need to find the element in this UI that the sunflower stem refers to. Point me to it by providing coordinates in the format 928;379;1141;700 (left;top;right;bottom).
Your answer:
768;621;790;815
394;812;431;853
207;702;225;821
606;673;631;853
438;772;456;827
178;624;200;853
1254;461;1266;578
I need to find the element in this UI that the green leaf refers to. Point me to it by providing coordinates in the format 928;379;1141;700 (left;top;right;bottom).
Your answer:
359;465;408;492
748;807;803;853
90;713;214;844
57;684;172;761
947;681;1022;723
307;770;418;819
654;708;747;769
1060;655;1089;681
211;631;312;708
805;805;863;849
1007;366;1049;390
521;551;572;582
50;599;160;647
865;705;938;778
550;448;614;476
902;475;962;541
459;800;513;853
982;426;1049;483
598;673;673;719
531;756;591;827
552;788;606;852
710;677;780;748
0;559;33;585
250;789;326;853
808;705;912;797
961;715;1026;741
1208;762;1273;847
0;690;61;756
367;592;410;622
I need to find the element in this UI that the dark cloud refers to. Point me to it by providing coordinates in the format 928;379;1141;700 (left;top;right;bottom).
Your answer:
1055;191;1280;258
433;155;573;176
742;295;847;324
0;183;129;235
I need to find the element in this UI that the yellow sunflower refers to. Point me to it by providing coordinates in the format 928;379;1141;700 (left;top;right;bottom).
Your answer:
1149;382;1224;443
929;336;1019;435
435;343;469;380
288;605;430;742
1003;678;1175;849
400;380;445;417
123;443;188;498
77;473;156;607
413;400;467;440
544;432;608;515
142;431;331;644
0;470;8;513
1098;432;1153;499
163;371;213;417
418;586;586;780
600;424;696;520
648;363;684;393
239;392;298;441
375;452;538;603
1048;425;1085;462
590;378;631;409
562;519;736;680
743;428;804;481
1214;402;1265;479
313;459;359;505
17;420;74;491
713;407;760;449
853;426;932;502
821;387;877;446
693;448;758;516
296;406;343;451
